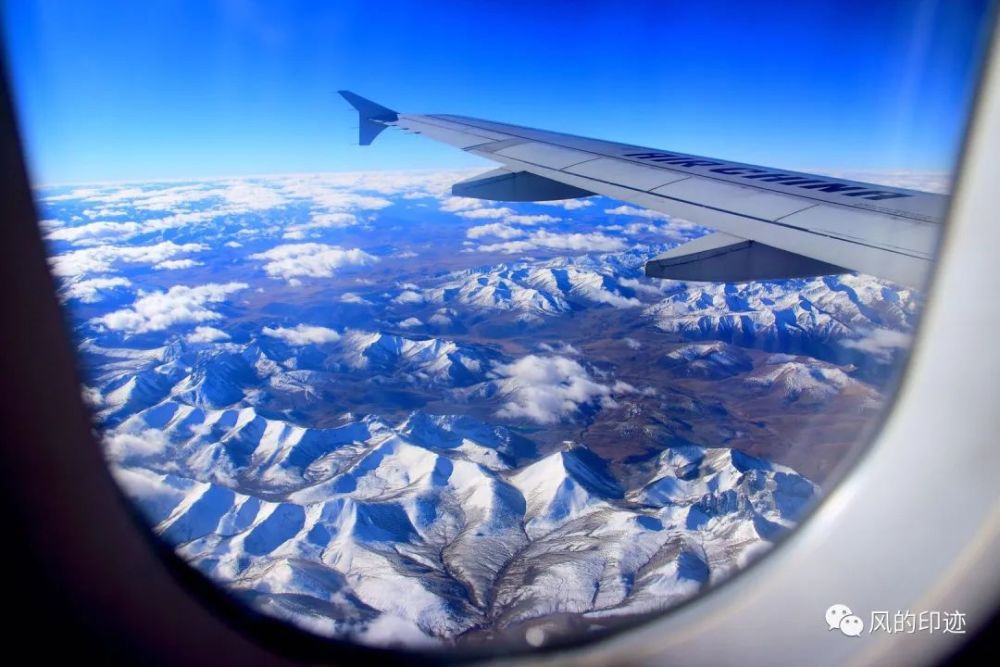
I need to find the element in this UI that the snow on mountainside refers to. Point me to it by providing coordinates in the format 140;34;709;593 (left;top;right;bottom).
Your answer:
87;329;504;424
73;266;896;645
112;413;817;645
423;254;916;342
644;274;918;369
425;250;658;318
662;342;754;379
36;175;920;648
510;447;624;538
335;330;493;386
745;359;864;405
94;329;824;645
418;254;916;380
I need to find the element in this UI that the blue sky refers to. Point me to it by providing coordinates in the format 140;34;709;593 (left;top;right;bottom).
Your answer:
3;0;995;184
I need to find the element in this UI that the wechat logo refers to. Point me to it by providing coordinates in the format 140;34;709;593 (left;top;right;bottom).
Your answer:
826;604;864;637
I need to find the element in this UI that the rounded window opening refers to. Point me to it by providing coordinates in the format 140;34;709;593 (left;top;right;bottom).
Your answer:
6;0;993;655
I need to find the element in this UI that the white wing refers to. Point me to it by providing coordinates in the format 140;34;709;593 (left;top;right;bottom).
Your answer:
340;91;945;288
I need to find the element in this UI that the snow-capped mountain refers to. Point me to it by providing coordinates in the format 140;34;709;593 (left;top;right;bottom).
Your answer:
333;330;495;386
94;328;824;645
416;254;916;382
112;407;817;645
36;173;916;648
644;274;919;375
424;251;659;318
662;342;754;379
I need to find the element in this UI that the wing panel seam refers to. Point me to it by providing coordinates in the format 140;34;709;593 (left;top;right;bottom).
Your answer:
433;115;940;224
774;203;821;221
496;154;930;261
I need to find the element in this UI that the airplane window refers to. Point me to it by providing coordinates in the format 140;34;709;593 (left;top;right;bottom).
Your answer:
2;0;994;654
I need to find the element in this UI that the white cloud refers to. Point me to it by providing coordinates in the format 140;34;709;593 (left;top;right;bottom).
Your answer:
283;212;361;239
604;205;671;221
505;214;560;225
54;177;390;231
456;207;516;220
599;220;701;243
44;187;105;202
277;181;391;212
133;211;220;235
50;241;208;278
806;169;950;194
440;196;487;212
603;207;708;240
623;337;642;350
91;282;247;334
616;222;660;235
154;258;203;270
47;220;141;243
538;342;581;356
398;317;423;329
186;326;231;343
454;208;559;226
217;181;287;209
82;207;128;218
250;243;377;281
841;327;912;361
82;385;103;407
311;212;359;227
536;198;594;210
428;310;453;326
106;429;170;461
618;277;670;297
69;181;290;215
271;170;479;206
262;324;340;346
493;354;629;424
466;223;528;240
476;230;626;254
393;290;424;305
61;276;132;303
339;292;371;305
76;184;215;210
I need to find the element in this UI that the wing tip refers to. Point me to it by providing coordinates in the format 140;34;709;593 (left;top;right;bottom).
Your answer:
338;90;397;118
338;91;398;146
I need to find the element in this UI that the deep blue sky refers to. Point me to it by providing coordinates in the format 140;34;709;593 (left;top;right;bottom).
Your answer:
3;0;995;184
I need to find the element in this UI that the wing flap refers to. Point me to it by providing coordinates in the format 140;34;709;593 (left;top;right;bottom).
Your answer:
645;232;847;282
452;168;594;202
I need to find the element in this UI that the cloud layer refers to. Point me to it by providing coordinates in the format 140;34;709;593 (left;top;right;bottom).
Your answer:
93;282;248;334
250;243;377;281
262;324;340;346
476;230;626;255
50;241;207;278
493;354;627;424
62;276;132;303
186;326;231;343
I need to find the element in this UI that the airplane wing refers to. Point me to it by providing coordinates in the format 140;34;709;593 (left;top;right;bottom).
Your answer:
339;91;947;288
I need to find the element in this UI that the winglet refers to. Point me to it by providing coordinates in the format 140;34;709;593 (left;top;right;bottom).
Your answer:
338;90;398;145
